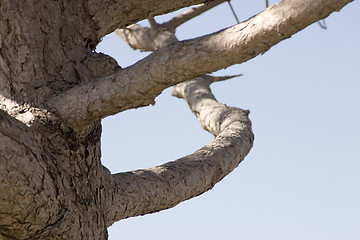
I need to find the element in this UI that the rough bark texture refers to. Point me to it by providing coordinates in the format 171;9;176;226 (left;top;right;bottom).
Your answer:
105;75;253;225
0;0;353;239
47;0;353;132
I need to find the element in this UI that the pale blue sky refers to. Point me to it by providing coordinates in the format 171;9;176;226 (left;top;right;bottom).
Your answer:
96;1;360;239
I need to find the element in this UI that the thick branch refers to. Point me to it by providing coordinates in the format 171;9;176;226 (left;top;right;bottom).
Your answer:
88;0;209;38
47;0;352;132
105;76;254;226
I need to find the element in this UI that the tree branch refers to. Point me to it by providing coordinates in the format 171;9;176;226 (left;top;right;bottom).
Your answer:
115;22;178;52
88;0;210;38
47;0;353;133
94;0;353;226
162;0;228;31
206;74;243;83
115;0;227;52
115;25;157;52
105;76;254;226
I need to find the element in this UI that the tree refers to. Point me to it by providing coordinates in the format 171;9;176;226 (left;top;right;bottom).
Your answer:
0;0;354;239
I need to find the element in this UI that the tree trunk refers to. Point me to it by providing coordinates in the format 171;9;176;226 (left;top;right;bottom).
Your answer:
0;1;116;238
0;0;353;239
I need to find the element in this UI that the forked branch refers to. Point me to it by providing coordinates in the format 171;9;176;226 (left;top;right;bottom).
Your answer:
47;0;353;133
99;0;354;226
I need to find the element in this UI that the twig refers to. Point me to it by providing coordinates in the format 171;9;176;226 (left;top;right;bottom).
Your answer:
227;1;240;24
148;15;160;29
318;19;327;29
204;74;243;83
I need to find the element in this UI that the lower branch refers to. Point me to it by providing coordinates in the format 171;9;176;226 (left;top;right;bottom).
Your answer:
105;76;254;226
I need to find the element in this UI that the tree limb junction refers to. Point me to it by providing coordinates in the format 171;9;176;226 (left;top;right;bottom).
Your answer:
47;0;353;132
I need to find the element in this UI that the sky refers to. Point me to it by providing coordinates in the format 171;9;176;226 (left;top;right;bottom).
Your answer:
96;1;360;239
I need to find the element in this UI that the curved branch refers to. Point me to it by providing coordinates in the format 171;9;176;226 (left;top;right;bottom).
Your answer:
105;76;254;226
88;0;209;38
101;0;352;226
47;0;353;133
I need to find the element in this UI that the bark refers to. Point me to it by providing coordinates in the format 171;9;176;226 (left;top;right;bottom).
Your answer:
0;0;354;239
88;0;210;38
0;109;107;239
47;0;352;133
161;0;228;31
105;75;253;225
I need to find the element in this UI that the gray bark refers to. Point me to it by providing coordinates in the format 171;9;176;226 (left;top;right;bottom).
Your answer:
0;0;353;239
105;75;253;225
47;0;352;132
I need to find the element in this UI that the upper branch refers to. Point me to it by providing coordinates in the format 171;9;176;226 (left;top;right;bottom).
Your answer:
115;0;226;52
47;0;353;132
88;0;209;38
104;76;254;226
162;0;228;31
